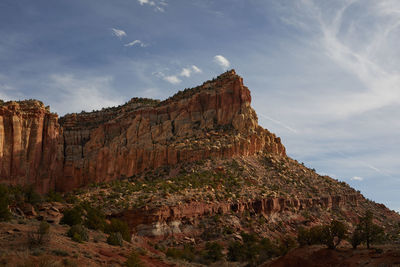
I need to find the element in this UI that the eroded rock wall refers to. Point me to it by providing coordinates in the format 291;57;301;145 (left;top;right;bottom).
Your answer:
0;100;63;193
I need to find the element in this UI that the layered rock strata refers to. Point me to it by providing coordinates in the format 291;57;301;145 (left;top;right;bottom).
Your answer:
0;70;286;192
117;194;361;237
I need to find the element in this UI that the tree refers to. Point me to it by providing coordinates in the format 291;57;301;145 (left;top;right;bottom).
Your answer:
355;210;384;249
297;221;347;249
322;220;348;249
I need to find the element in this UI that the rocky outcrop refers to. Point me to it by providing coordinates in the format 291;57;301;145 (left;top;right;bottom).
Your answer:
57;70;285;191
0;70;286;192
117;194;361;237
0;100;63;193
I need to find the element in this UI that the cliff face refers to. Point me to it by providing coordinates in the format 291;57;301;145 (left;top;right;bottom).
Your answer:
0;70;285;192
0;100;63;193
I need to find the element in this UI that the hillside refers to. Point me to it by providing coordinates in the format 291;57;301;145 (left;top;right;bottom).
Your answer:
0;70;399;266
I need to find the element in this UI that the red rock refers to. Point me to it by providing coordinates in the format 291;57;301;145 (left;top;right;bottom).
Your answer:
0;70;286;193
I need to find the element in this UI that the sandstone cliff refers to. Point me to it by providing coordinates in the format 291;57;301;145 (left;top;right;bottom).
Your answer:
0;100;63;193
0;70;286;192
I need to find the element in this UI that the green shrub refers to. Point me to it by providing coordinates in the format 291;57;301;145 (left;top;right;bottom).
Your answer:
60;206;83;226
105;218;131;242
83;204;106;231
278;235;297;255
107;232;123;246
0;185;11;221
22;185;43;206
67;225;89;243
166;247;183;259
46;190;64;202
203;242;223;262
227;241;246;262
297;220;347;249
28;221;50;247
125;251;144;267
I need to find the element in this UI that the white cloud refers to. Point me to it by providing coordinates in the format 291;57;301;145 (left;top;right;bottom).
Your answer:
111;28;127;39
156;64;201;84
351;176;364;181
137;0;167;12
214;55;230;69
49;74;123;115
124;40;146;47
191;65;202;73
163;75;181;84
180;68;191;77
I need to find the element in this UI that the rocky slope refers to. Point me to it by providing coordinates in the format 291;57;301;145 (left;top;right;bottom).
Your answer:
0;70;285;193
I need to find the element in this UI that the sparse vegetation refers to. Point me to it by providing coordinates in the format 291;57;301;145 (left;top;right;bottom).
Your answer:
28;221;50;247
67;224;89;243
125;251;144;267
105;218;131;242
107;232;123;246
297;220;347;249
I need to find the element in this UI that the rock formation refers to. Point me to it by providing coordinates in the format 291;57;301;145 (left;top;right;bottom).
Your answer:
0;100;62;193
0;70;285;193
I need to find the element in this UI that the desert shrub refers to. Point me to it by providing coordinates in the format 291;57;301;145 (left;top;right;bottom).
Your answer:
51;249;70;257
203;242;223;262
125;251;144;267
28;221;50;247
60;206;83;226
166;247;183;259
297;227;312;246
297;221;347;249
22;185;43;206
278;235;297;255
67;224;89;243
107;232;123;246
228;233;280;265
83;204;106;231
105;218;131;242
0;185;11;221
227;241;246;262
46;190;64;203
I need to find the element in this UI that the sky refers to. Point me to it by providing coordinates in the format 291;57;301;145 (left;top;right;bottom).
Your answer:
0;0;399;212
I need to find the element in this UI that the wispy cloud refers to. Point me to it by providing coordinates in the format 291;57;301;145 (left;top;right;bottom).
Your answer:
137;0;167;12
124;40;146;47
179;65;202;78
111;28;127;39
299;0;400;118
155;65;202;84
258;113;298;134
214;55;230;69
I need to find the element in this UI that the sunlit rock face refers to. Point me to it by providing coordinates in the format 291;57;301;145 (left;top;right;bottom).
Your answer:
0;70;285;193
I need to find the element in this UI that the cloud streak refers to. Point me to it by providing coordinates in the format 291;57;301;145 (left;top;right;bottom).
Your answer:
137;0;167;12
111;28;127;39
124;40;146;47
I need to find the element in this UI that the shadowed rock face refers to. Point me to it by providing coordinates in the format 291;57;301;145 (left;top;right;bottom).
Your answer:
0;70;286;193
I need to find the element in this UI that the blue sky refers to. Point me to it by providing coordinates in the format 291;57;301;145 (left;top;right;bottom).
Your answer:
1;0;399;212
